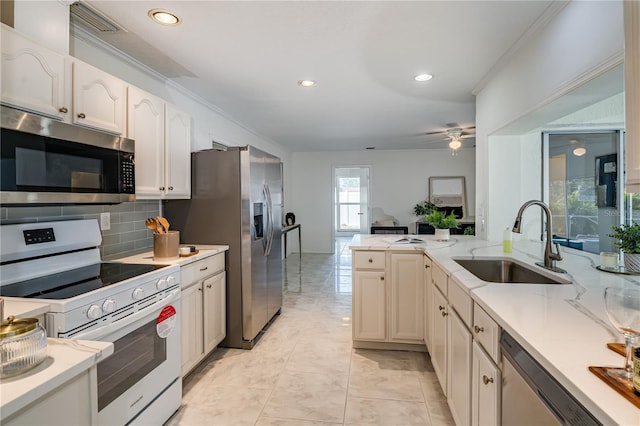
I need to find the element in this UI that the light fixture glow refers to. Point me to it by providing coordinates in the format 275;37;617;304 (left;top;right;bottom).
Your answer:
449;139;462;150
414;73;433;82
298;80;316;87
573;147;587;156
148;9;181;26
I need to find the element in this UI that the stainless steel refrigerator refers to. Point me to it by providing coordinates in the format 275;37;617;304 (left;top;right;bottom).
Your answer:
164;146;283;349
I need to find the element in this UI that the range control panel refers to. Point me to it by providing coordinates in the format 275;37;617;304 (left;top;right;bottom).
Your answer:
23;228;56;245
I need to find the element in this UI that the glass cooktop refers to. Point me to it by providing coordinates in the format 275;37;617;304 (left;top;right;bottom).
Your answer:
0;263;166;300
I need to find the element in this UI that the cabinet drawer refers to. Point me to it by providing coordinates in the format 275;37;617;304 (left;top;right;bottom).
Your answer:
431;263;448;295
353;251;385;269
449;276;472;327
181;253;225;285
473;303;500;362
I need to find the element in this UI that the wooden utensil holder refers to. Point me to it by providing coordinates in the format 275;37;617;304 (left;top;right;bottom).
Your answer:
153;231;180;261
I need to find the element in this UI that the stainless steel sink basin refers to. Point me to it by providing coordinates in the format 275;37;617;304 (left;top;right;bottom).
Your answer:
453;257;571;284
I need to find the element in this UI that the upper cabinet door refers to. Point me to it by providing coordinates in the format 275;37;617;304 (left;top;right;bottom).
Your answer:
164;103;191;198
128;86;164;198
72;61;125;134
1;26;67;120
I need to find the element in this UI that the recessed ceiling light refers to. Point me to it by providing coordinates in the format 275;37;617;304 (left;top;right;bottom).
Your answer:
148;9;181;26
414;73;433;82
298;80;316;87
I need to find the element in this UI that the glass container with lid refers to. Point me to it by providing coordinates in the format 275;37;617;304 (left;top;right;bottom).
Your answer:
1;315;47;378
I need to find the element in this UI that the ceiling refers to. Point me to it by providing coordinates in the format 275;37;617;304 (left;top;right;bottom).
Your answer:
78;1;553;152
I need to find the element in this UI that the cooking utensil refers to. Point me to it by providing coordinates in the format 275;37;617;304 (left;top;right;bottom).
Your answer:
145;217;165;234
157;216;170;234
1;315;47;378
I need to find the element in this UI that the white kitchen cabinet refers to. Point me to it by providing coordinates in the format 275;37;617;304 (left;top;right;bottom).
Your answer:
423;255;432;352
72;60;126;134
353;270;387;341
448;308;472;426
203;271;226;354
430;283;448;394
163;103;191;198
471;341;500;426
127;87;164;196
180;281;204;375
624;1;640;192
180;253;226;376
130;90;191;200
389;253;423;342
352;250;424;346
1;25;66;120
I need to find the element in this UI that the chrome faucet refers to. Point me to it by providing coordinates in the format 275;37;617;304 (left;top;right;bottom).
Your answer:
512;200;566;273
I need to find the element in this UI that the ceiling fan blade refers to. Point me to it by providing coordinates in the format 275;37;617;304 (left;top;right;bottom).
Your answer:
461;134;475;139
445;122;460;128
424;130;445;136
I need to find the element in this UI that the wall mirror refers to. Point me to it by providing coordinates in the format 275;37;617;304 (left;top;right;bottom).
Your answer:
429;176;467;219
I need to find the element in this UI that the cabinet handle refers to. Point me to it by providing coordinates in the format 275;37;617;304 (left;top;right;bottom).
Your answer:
425;264;430;269
438;305;445;311
206;284;212;288
160;187;165;191
380;276;384;281
474;325;485;334
200;267;208;271
168;186;174;191
482;375;494;385
59;107;68;113
77;112;86;119
368;258;373;263
441;311;448;317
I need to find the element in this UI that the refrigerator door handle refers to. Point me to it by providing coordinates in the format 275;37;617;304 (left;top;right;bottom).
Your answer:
263;184;272;256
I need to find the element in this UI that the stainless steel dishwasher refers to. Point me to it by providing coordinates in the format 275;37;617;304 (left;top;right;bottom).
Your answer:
500;331;601;426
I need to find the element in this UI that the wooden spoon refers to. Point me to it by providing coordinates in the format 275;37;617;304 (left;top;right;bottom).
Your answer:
145;217;158;233
157;216;170;234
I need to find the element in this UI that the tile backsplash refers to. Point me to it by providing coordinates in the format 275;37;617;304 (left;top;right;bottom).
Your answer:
0;201;160;258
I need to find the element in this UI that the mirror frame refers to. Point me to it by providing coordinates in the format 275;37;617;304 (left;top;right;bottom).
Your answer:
429;176;467;220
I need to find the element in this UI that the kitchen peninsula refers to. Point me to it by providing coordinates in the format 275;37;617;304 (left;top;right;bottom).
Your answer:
350;234;639;426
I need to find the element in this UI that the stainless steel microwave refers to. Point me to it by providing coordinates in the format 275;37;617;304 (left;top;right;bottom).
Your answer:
1;107;135;205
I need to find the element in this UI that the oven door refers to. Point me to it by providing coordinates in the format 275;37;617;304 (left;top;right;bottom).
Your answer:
73;288;181;426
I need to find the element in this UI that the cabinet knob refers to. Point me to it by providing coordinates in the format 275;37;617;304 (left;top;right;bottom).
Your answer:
368;258;373;263
168;186;174;191
160;187;165;191
59;107;68;113
425;264;430;269
200;267;208;271
198;287;202;292
77;112;86;119
482;375;494;385
474;325;485;334
206;284;212;288
380;276;384;281
438;305;445;311
441;311;448;317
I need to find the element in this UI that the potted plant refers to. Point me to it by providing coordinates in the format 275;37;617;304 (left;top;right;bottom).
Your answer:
413;200;437;217
424;209;459;241
609;222;640;272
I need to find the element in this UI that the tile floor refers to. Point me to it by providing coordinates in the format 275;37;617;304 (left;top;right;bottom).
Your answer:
167;237;454;426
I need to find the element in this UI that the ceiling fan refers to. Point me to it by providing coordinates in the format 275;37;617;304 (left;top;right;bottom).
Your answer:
424;124;476;152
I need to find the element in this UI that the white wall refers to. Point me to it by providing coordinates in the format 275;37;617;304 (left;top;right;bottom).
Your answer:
291;149;475;253
475;0;624;241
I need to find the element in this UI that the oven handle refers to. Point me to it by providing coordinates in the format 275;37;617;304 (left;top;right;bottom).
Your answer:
72;288;181;341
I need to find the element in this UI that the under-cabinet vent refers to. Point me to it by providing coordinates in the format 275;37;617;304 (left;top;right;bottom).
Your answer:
70;1;126;33
211;141;228;151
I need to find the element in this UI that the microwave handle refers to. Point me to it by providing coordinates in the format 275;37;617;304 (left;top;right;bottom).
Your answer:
70;288;181;341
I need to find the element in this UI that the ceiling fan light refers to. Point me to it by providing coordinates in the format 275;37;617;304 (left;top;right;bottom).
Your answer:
414;73;433;82
573;147;586;156
449;140;462;150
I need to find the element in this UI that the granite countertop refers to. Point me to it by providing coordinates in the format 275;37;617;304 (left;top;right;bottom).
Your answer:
1;339;113;421
350;234;640;426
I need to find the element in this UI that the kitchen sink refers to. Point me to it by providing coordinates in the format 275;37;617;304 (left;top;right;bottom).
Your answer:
453;257;571;284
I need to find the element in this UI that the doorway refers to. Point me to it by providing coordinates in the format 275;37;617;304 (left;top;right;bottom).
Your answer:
544;131;623;253
334;167;371;238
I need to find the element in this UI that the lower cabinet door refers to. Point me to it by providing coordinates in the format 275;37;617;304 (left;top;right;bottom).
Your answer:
430;285;448;394
181;283;204;376
203;271;226;354
389;253;424;342
448;309;472;426
472;341;500;426
353;270;387;341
